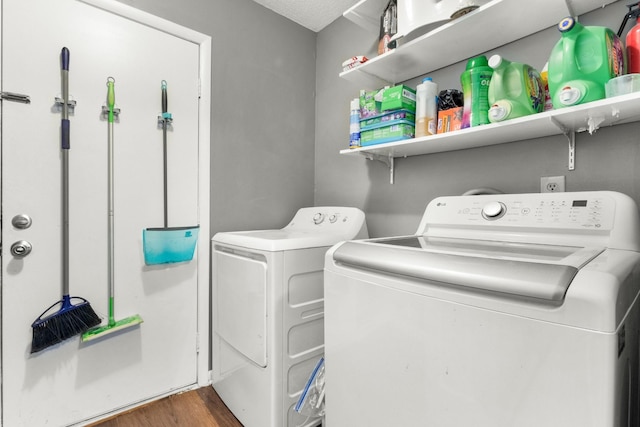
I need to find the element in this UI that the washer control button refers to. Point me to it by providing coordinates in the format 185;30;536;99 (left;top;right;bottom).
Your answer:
313;213;325;225
482;202;506;220
329;214;338;223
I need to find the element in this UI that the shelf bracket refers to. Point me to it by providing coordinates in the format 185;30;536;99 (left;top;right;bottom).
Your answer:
567;130;576;171
364;152;395;184
551;117;576;171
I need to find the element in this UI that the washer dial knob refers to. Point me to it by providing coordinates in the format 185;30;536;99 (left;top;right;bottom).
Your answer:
313;213;325;225
482;201;506;220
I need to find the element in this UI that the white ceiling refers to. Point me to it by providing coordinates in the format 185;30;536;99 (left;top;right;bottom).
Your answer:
251;0;361;32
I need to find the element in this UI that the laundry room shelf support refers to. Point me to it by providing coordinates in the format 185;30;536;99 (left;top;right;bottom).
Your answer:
365;152;395;184
567;130;576;171
551;116;576;171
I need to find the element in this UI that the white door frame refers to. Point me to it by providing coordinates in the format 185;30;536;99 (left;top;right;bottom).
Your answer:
80;0;212;387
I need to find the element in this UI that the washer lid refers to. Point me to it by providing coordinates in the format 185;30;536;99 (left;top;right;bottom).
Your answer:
332;236;603;302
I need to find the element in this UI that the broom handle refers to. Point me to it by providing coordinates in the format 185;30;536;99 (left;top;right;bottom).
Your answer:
107;78;116;326
61;47;70;296
161;81;168;228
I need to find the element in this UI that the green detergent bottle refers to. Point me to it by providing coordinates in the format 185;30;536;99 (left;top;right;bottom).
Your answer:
487;55;544;122
548;16;625;108
460;55;493;128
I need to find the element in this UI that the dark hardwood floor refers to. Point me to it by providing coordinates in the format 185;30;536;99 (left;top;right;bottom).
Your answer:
88;386;243;427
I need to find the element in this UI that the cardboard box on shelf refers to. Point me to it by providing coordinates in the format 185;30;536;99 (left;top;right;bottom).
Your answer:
437;107;463;134
361;119;415;146
381;85;416;112
360;88;384;118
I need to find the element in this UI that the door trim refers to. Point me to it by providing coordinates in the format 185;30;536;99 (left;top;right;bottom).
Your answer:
79;0;212;387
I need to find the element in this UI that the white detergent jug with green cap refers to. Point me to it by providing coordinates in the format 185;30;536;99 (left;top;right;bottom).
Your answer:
548;16;625;108
487;55;544;122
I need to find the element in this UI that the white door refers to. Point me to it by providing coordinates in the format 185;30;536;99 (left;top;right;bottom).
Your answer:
1;0;205;425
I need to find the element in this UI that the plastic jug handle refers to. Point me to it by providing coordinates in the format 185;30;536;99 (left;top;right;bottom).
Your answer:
562;31;575;71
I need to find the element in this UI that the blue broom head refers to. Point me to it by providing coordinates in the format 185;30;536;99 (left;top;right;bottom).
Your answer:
31;295;101;353
143;225;199;265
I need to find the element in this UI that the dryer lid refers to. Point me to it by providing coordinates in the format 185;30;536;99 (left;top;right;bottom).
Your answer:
332;236;604;302
213;229;354;251
212;206;368;251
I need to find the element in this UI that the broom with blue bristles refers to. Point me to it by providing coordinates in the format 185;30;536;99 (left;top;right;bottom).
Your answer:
31;47;101;353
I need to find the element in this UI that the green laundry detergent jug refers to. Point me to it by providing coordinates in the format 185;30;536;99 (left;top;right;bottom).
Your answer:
487;55;544;122
548;16;625;108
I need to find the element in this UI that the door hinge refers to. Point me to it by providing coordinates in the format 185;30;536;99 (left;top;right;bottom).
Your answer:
1;92;31;104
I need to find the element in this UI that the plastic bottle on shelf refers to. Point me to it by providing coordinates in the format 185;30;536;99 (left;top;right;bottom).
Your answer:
460;55;493;128
539;62;554;111
415;77;438;137
349;98;361;148
547;16;625;108
487;54;544;122
626;12;640;73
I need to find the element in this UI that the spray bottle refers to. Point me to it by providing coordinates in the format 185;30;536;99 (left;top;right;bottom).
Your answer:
618;2;640;73
349;98;361;148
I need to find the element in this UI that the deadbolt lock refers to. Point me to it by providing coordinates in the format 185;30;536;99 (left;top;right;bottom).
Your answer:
12;214;32;230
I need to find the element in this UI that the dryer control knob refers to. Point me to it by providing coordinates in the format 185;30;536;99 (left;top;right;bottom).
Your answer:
313;213;325;225
482;201;506;220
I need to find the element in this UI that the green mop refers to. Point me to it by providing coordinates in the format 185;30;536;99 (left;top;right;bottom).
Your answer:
82;78;142;342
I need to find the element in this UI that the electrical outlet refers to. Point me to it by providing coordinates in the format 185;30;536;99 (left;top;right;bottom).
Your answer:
541;176;565;193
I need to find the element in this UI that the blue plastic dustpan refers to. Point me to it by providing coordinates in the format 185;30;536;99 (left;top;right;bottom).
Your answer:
143;225;199;265
144;81;200;266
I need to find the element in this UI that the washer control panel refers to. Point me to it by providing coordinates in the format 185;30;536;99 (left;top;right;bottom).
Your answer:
426;192;618;231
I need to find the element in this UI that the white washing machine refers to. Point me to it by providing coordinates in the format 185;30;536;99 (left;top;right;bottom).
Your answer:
324;191;640;427
211;207;368;427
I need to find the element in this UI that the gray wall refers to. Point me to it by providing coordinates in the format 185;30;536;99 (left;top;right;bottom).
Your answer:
115;0;317;235
117;0;640;240
315;0;640;237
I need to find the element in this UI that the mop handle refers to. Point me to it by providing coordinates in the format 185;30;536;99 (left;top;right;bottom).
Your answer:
162;80;168;114
161;80;168;228
61;47;70;295
107;77;115;123
107;78;116;325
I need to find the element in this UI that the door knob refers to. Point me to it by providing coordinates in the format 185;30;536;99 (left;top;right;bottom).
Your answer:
10;240;32;258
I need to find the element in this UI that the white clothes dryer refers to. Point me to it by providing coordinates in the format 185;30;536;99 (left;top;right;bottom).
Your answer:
211;207;367;427
325;191;640;427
